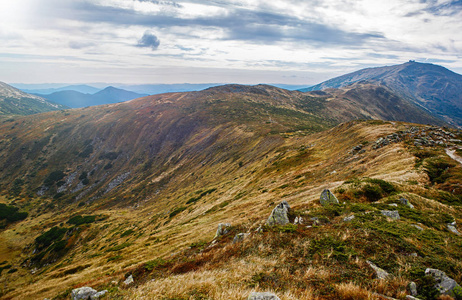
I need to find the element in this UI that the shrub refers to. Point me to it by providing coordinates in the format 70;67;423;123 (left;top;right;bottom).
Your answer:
169;206;187;218
0;203;28;223
363;184;382;202
425;158;455;184
44;171;65;187
35;226;68;249
67;215;96;226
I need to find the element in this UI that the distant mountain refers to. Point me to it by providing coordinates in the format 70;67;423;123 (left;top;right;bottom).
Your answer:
300;61;462;127
20;84;101;95
0;81;67;116
37;86;148;108
117;83;221;95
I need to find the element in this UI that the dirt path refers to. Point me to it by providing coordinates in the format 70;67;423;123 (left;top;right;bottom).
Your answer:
446;148;462;165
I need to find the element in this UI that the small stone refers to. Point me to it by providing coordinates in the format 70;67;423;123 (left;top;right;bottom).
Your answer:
266;201;291;226
411;224;423;231
111;280;118;285
233;233;249;243
215;223;231;238
123;275;134;286
425;268;462;297
91;290;108;300
406;296;422;300
388;203;398;207
381;210;400;220
294;216;303;225
248;292;281;300
343;215;355;222
447;223;460;235
320;189;339;206
399;197;414;209
367;260;390;280
71;287;98;300
409;282;418;296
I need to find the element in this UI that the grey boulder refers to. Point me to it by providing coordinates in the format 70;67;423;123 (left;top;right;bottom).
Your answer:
266;201;290;226
71;287;97;300
425;268;462;297
320;189;339;206
214;223;231;238
381;210;400;220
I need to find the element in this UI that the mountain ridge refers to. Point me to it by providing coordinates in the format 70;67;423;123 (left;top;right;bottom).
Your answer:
300;61;462;127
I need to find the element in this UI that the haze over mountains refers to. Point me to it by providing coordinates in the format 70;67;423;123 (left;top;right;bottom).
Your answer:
35;86;148;108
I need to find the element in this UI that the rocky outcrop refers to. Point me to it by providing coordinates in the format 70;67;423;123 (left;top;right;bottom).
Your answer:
320;189;339;206
215;223;231;238
381;210;400;220
248;292;281;300
366;260;390;279
71;287;107;300
266;201;290;226
425;268;462;298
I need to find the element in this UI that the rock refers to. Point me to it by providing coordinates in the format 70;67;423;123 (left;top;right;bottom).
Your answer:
366;260;390;279
447;223;460;235
91;290;108;300
399;197;414;209
411;224;423;231
388;203;398;207
71;287;98;300
233;233;249;243
111;280;118;285
266;201;291;226
215;223;231;238
409;281;418;296
294;216;303;224
406;296;422;300
123;274;134;286
320;189;339;206
425;268;462;297
381;210;400;220
343;215;355;222
248;292;281;300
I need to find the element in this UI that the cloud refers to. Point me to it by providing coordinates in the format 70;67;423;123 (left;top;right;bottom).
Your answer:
63;1;383;47
137;30;160;50
69;40;95;49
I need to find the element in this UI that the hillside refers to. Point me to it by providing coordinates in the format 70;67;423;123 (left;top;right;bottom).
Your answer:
36;86;148;108
300;62;462;127
0;84;461;299
0;82;67;116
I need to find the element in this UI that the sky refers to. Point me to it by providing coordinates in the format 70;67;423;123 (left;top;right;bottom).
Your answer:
0;0;461;85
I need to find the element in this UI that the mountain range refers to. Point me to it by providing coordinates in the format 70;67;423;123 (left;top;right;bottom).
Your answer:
0;81;67;116
301;61;462;127
35;86;149;108
0;62;461;299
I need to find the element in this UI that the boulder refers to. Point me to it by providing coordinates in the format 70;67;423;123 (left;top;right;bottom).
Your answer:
366;260;390;280
266;201;290;226
320;189;339;206
381;210;400;220
248;292;281;300
214;223;231;238
425;268;462;297
71;287;97;300
233;233;249;243
123;274;134;286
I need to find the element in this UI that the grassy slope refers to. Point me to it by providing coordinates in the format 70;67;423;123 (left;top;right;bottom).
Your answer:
0;85;460;299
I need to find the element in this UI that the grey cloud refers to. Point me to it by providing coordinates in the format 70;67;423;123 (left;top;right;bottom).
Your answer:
63;1;384;47
137;31;160;50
